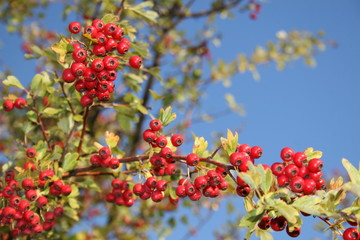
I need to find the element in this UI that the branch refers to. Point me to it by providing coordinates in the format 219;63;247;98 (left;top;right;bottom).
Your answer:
77;107;90;154
60;81;76;115
32;107;52;151
317;216;343;236
116;0;126;18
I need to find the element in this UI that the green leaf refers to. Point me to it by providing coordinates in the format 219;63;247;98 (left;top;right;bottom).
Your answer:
42;107;62;117
192;137;208;156
125;1;159;24
30;73;42;92
239;208;265;227
2;75;25;90
273;199;299;224
225;93;245;116
62;153;79;172
342;158;360;185
343;182;360;197
304;147;323;160
101;13;119;24
238;172;256;190
158;106;176;126
149;89;164;100
26;110;38;123
64;206;79;221
137;104;148;114
73;114;83;122
221;129;238;155
68;198;80;209
105;131;120;149
255;229;274;240
51;38;70;63
261;168;274;194
292;195;323;216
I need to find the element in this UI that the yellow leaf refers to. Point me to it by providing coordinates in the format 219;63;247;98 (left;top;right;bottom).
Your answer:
105;131;120;149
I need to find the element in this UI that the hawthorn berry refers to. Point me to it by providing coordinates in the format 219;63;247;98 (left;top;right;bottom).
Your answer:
109;158;120;169
303;178;316;195
103;56;118;70
18;200;31;212
3;100;14;112
112;27;125;40
80;95;93;107
68;21;81;34
293;152;307;167
143;129;156;143
186;153;199;166
230;152;250;166
25;189;37;201
308;158;324;172
194;176;208;189
44;211;55;222
284;164;299;178
280;147;295;162
103;23;117;36
236;185;251;197
9;195;21;207
22;178;34;190
277;174;289;187
145;176;157;189
14;97;27;109
271;216;287;231
175;185;187;198
286;226;301;238
250;146;263;159
258;216;271;230
93;44;106;56
290;176;305;193
151;190;164;202
129;56;142;68
91;59;105;72
343;228;359;240
155;179;168;191
54;207;65;217
117;42;130;55
71;62;86;76
92;19;104;31
271;162;284;176
72;48;87;62
160;147;173;159
156;135;168;148
26;147;36;158
39;169;54;181
165;163;176;175
171;134;184;147
237;144;251;154
84;25;98;38
36;196;48;208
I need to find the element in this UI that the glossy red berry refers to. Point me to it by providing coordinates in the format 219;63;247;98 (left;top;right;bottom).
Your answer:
236;185;251;197
22;178;34;191
14;98;27;109
145;176;157;189
133;184;145;196
103;23;117;36
18;200;30;212
155;135;168;148
194;176;208;189
3;100;14;111
92;19;104;31
165;163;176;175
91;59;105;72
109;158;120;169
129;56;142;68
36;196;48;208
68;21;81;34
103;56;118;70
105;38;117;52
61;185;72;196
143;129;156;143
26;147;36;158
239;159;252;172
155;179;168;191
343;227;359;240
293;152;307;167
84;25;98;38
71;62;86;76
316;178;326;190
44;211;55;222
237;144;251;154
53;180;64;191
186;153;199;166
9;195;21;207
80;95;93;107
151;190;164;202
171;134;184;147
230;152;250;166
93;44;106;56
298;165;310;178
72;48;87;62
90;154;101;166
250;146;263;159
258;216;271;230
99;146;111;159
281;147;295;162
284;164;299;178
290;176;305;193
62;68;76;83
39;169;54;181
25;189;37;201
160;147;173;159
149;119;162;131
117;42;130;55
3;206;16;219
309;171;323;181
112;27;125;39
308;158;324;173
277;174;289;187
175;185;187;198
271;216;287;231
303;178;317;195
54;207;64;217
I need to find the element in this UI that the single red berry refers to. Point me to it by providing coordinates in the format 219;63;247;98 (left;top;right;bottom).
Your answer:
189;189;202;201
106;193;116;203
271;216;287;231
160;147;173;159
93;44;106;56
96;91;110;102
94;32;107;45
133;184;145;196
71;62;86;77
22;178;34;191
84;25;98;38
343;228;359;240
14;98;27;109
61;185;72;196
239;159;252;172
308;158;324;173
309;171;323;181
103;23;117;36
68;21;81;34
298;165;310;178
186;153;199;166
258;216;271;230
171;134;184;147
109;158;120;169
165;163;176;175
54;207;65;217
91;59;105;72
156;135;168;148
105;38;117;52
24;161;36;171
117;42;130;55
92;19;104;31
155;179;168;191
277;174;289;187
149;119;162;131
303;178;317;195
121;38;131;46
143;129;156;143
237;144;251;154
3;186;13;198
316;178;326;190
151;190;164;202
112;27;125;40
250;146;263;159
103;56;118;70
129;56;142;68
39;169;54;181
230;152;250;166
62;68;76;83
90;154;101;166
286;226;301;238
218;178;229;191
293;152;307;167
216;166;227;177
18;200;31;212
36;196;48;208
44;211;55;222
280;147;295;162
7;179;19;189
99;146;111;159
25;189;37;201
194;176;208;190
23;210;35;221
175;185;187;198
250;12;257;20
346;220;358;227
284;164;299;178
122;189;133;200
145;176;157;189
124;197;135;207
290;176;305;193
236;185;251;197
26;148;36;158
3;100;14;112
80;95;93;107
53;180;64;191
5;170;15;182
72;48;87;62
9;195;21;207
75;79;86;92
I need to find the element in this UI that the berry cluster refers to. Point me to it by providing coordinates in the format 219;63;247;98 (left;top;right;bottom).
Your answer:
257;215;301;238
0;170;65;237
133;177;167;202
106;179;134;207
63;19;143;107
175;168;229;201
271;147;325;195
90;146;120;169
2;97;27;111
249;1;262;19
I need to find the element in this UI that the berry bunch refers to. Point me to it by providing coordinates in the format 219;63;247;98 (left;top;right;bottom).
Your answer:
0;170;65;237
133;177;167;202
90;146;120;169
249;1;262;19
175;169;229;201
106;179;134;207
258;215;301;238
271;147;325;195
63;19;143;107
2;97;27;111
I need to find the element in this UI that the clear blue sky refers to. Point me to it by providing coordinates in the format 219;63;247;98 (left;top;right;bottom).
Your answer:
0;0;359;239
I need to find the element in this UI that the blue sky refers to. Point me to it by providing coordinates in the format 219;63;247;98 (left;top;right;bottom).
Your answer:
1;0;360;239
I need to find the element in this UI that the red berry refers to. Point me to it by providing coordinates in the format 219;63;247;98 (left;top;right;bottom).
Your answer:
93;44;106;56
230;152;250;166
103;56;118;70
239;159;252;172
237;144;251;154
236;185;251;197
293;152;307;167
71;62;86;76
39;169;54;181
186;153;199;166
283;164;299;178
171;134;184;147
22;178;34;191
36;196;48;208
129;56;142;68
309;171;323;181
250;12;257;20
160;147;173;159
61;185;72;196
14;98;27;109
145;176;157;189
68;21;81;34
316;178;326;190
258;216;271;230
298;165;310;178
90;154;101;166
250;146;262;159
175;185;187;198
44;211;55;222
149;119;162;131
155;179;168;191
286;226;301;238
117;42;130;55
165;163;176;175
25;189;37;201
75;79;86;92
277;174;289;187
133;184;145;196
109;158;120;169
80;95;93;107
280;147;295;162
18;200;30;212
105;38;117;52
91;59;105;72
271;216;287;231
94;32;107;45
290;176;305;193
54;207;64;217
9;195;21;207
99;146;111;159
216;166;227;177
218;178;229;191
151;190;164;202
143;129;156;143
5;171;14;182
308;158;324;173
92;19;104;31
112;27;125;40
303;178;316;195
84;25;98;38
343;228;359;240
194;176;208;189
26;148;36;158
103;23;117;36
156;135;168;148
3;100;14;111
72;48;87;62
53;180;64;191
62;68;76;83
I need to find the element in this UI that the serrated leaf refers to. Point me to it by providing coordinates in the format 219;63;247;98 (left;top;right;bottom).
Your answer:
3;75;25;90
105;131;120;149
342;158;360;185
292;195;323;216
192;137;208;156
26;110;38;123
51;38;70;63
158;106;176;126
62;153;79;172
101;13;119;24
43;107;62;117
304;147;323;160
273;199;299;224
221;129;238;155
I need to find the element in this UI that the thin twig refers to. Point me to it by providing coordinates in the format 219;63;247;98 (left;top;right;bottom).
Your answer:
317;216;343;236
116;0;126;19
210;145;223;159
77;107;90;154
32;107;53;151
60;81;76;115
